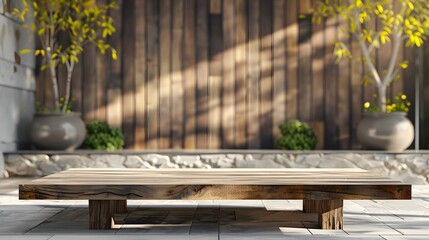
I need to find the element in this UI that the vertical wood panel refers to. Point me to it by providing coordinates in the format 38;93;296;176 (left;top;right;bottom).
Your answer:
247;0;260;148
146;0;160;149
196;0;209;149
36;0;420;150
208;10;222;149
324;17;338;149
234;0;247;148
159;0;172;149
311;0;324;122
222;0;235;148
134;0;147;149
122;0;136;148
350;33;363;149
82;45;97;122
107;0;123;129
272;0;286;144
298;14;312;121
171;0;185;149
259;0;273;149
285;0;298;121
337;1;350;149
71;58;82;113
184;0;197;149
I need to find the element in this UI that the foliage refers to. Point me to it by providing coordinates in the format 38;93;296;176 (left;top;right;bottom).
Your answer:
364;93;411;112
13;0;117;112
82;121;124;151
276;120;317;150
312;0;429;112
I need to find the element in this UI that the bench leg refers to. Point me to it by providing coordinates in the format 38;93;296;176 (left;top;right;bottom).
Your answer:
303;200;320;213
318;200;343;230
89;200;127;230
303;199;343;229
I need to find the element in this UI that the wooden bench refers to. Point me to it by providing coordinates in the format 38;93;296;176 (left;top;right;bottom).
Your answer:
19;168;411;230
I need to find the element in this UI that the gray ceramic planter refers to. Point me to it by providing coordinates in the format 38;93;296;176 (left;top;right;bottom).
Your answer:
357;112;414;151
30;112;86;151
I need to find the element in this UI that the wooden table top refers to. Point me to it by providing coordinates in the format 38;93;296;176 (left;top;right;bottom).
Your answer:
21;168;407;185
20;168;411;200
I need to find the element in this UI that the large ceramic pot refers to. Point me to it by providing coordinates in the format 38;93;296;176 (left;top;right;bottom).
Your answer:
356;112;414;151
30;112;86;151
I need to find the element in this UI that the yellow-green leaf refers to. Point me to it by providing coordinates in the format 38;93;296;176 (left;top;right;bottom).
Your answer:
20;49;31;54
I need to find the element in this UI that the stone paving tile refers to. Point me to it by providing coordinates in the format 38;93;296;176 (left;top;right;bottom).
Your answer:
0;235;52;240
0;220;46;234
189;222;219;234
263;200;302;211
382;236;429;240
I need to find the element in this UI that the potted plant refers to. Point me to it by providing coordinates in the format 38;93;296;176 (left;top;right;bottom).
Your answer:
313;0;429;150
14;0;117;150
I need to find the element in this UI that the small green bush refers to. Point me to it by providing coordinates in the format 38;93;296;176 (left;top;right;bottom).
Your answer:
276;120;317;150
82;121;124;150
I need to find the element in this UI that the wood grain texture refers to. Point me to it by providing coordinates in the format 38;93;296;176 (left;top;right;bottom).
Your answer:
122;0;136;148
184;0;197;149
318;199;343;230
171;0;185;149
134;0;147;149
303;199;319;213
196;0;209;149
34;0;421;149
159;0;172;149
222;0;235;149
247;0;261;148
89;200;113;229
20;169;411;200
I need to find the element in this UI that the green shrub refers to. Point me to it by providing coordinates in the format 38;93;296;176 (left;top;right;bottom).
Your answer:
82;121;124;150
276;120;317;150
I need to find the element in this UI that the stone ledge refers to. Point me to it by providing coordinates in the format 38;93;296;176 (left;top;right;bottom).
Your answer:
3;151;429;184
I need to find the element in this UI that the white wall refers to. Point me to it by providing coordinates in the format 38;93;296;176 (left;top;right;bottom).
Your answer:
0;1;35;177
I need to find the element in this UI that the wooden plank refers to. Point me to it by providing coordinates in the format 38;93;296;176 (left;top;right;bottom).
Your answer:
259;0;273;149
222;0;235;148
121;0;136;148
82;44;97;122
208;11;222;149
285;0;298;121
134;0;147;149
159;0;172;149
403;46;416;147
337;0;350;149
184;0;197;149
146;0;160;149
298;14;312;121
95;0;107;122
272;0;286;145
196;0;209;149
234;0;247;148
171;0;185;149
311;0;324;123
324;17;338;149
71;58;82;113
210;0;221;14
247;0;261;148
106;0;123;129
318;200;343;230
298;0;311;14
350;31;363;149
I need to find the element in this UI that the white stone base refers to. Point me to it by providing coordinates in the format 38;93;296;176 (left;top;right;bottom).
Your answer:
3;151;429;184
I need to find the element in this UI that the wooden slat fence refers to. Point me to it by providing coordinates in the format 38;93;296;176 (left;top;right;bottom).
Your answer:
36;0;423;149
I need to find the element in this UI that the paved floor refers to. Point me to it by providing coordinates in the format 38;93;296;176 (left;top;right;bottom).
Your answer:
0;178;429;239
